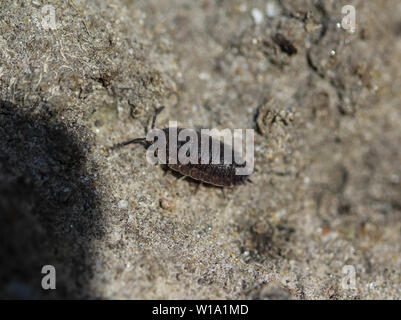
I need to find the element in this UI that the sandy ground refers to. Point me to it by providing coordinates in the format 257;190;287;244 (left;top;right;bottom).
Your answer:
1;0;401;299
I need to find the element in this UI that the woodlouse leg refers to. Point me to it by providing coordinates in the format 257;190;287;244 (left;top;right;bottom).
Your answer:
193;182;202;195
168;175;186;193
151;106;165;129
221;187;227;199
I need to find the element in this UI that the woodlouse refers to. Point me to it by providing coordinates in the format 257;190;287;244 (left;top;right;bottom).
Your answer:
114;106;252;188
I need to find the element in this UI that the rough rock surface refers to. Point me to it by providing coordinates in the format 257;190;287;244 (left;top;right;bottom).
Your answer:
1;0;400;299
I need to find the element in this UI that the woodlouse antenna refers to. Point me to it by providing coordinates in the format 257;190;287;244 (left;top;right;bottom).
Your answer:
152;106;165;129
112;106;165;150
111;137;147;150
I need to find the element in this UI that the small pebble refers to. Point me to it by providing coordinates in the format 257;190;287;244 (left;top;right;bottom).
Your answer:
160;198;175;211
118;199;129;209
266;2;277;17
251;8;263;25
94;119;104;127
